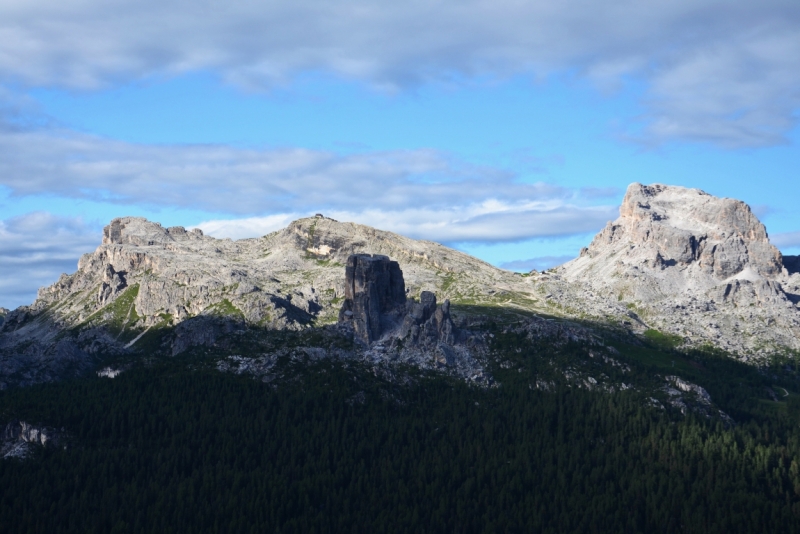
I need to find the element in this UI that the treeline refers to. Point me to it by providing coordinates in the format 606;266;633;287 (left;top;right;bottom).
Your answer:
0;354;798;534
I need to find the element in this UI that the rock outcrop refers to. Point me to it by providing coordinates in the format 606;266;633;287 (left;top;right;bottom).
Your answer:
338;254;457;349
557;183;800;357
398;291;456;348
338;254;407;344
1;420;63;459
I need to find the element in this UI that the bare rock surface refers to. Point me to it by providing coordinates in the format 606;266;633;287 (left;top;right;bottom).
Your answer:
557;183;800;357
0;215;545;386
334;253;487;382
2;184;800;387
338;254;407;344
1;420;63;459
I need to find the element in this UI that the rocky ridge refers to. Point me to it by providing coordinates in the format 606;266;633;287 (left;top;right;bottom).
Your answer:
1;183;799;387
0;215;534;387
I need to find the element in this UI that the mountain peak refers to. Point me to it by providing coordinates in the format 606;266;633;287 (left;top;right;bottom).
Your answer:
557;182;799;356
565;182;783;286
102;217;206;246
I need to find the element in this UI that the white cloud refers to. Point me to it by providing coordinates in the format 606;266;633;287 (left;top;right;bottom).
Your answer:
772;231;800;249
1;0;799;146
0;122;619;237
198;213;302;240
0;212;100;309
198;202;618;244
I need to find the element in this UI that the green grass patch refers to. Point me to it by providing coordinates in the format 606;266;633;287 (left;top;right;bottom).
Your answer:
78;284;140;336
643;329;683;350
206;299;244;319
441;273;458;293
612;342;697;375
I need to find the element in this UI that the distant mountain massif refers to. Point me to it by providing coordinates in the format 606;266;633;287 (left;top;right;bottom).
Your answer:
1;182;799;389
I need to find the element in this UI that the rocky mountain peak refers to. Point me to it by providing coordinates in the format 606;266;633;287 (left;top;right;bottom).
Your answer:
102;217;205;246
557;182;800;357
602;182;782;280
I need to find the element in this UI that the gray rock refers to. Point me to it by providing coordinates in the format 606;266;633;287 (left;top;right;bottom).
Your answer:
337;255;458;349
2;420;63;459
557;182;800;357
338;254;406;344
399;292;456;347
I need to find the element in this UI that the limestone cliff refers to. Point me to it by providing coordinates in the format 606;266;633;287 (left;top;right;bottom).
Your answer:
557;183;800;357
0;215;541;386
338;254;407;344
1;420;63;459
337;253;457;348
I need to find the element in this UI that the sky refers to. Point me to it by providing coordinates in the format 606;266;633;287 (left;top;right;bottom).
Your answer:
1;0;800;309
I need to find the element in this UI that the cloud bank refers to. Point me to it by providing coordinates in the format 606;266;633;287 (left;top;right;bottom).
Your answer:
0;122;618;242
2;0;799;146
197;203;617;244
0;213;100;309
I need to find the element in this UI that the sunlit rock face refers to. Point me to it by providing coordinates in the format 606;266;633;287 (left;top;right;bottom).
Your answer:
557;183;800;358
2;183;800;389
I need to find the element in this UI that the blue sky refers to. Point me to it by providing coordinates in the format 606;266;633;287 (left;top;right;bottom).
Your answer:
1;0;800;309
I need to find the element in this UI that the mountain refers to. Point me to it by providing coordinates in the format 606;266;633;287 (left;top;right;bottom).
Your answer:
0;214;547;387
557;183;800;358
3;185;800;531
1;183;799;389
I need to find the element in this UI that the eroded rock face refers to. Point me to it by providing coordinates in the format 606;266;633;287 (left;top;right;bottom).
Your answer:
337;254;458;349
399;291;456;348
338;254;406;344
335;253;484;379
575;183;783;286
1;420;63;459
560;183;790;300
557;183;800;357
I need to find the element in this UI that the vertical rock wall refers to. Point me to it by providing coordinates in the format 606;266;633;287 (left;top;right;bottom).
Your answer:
338;254;406;344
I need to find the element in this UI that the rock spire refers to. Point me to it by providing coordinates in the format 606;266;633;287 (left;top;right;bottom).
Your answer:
337;254;406;344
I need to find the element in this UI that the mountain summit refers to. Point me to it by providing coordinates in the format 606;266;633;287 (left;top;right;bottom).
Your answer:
557;183;800;355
